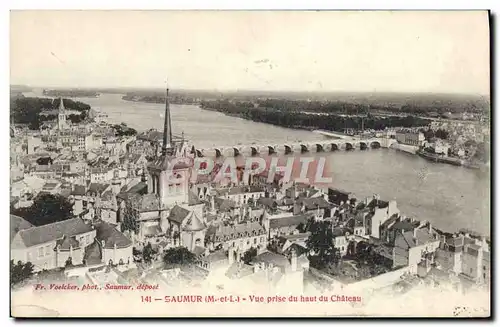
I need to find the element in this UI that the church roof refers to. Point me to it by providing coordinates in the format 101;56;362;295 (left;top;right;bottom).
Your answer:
168;205;191;224
183;213;206;232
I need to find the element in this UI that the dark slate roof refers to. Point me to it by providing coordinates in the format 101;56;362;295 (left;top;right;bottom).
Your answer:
168;205;191;224
188;190;204;205
183;213;206;232
127;182;147;195
71;185;86;196
392;220;417;231
95;221;132;249
214;197;237;211
16;218;93;248
269;214;311;229
10;215;33;243
297;197;332;210
56;235;81;251
396;229;439;249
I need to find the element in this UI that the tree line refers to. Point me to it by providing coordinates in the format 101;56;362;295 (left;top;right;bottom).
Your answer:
200;100;431;131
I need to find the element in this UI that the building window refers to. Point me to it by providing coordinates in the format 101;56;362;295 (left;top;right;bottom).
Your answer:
260;237;265;242
86;235;90;244
254;238;257;244
483;265;486;270
470;268;473;274
38;247;44;258
45;245;51;256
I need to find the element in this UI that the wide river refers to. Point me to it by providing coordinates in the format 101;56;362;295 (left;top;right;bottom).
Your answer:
26;92;491;236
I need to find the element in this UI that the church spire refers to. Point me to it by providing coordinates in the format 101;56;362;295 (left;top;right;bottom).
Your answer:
58;97;65;113
162;86;173;156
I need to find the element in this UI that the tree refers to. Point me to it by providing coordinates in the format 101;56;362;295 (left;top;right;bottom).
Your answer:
11;193;73;226
306;220;340;269
241;247;258;264
120;200;140;234
10;260;34;287
163;247;196;267
142;243;157;264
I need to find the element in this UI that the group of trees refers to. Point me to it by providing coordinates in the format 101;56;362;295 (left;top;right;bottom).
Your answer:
163;247;197;267
10;96;91;130
43;89;99;97
10;260;34;287
111;123;138;137
306;220;341;269
421;128;449;141
11;193;74;226
201;100;431;131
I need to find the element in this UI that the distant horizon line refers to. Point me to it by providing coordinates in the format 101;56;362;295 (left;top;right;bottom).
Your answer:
11;84;490;97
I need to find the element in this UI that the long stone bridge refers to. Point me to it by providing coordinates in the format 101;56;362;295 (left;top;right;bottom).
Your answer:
195;137;397;158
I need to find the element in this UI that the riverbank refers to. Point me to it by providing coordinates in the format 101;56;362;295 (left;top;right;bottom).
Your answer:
416;150;469;167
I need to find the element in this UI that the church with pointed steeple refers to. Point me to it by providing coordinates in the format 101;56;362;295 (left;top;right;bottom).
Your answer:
146;87;191;208
57;97;68;130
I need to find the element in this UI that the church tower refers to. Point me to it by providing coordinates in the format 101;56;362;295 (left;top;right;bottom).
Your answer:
57;97;67;130
147;86;191;208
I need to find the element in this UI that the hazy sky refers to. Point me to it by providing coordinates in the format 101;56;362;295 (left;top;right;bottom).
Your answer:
10;11;490;94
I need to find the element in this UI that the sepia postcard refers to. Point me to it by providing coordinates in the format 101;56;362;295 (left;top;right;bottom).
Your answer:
9;10;491;318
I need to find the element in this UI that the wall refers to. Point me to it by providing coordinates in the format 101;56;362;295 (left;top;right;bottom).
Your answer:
103;246;133;265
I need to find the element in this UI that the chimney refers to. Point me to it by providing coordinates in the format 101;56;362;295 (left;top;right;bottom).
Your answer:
428;222;432;233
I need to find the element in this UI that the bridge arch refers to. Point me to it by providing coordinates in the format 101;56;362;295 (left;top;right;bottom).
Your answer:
315;144;325;152
345;142;354;151
331;143;339;151
284;145;293;155
359;142;368;150
215;148;222;158
268;145;277;155
370;141;381;149
300;144;309;153
196;150;204;157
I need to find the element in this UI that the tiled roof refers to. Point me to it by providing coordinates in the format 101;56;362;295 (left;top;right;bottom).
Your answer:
95;221;132;249
269;214;312;229
14;218;93;248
